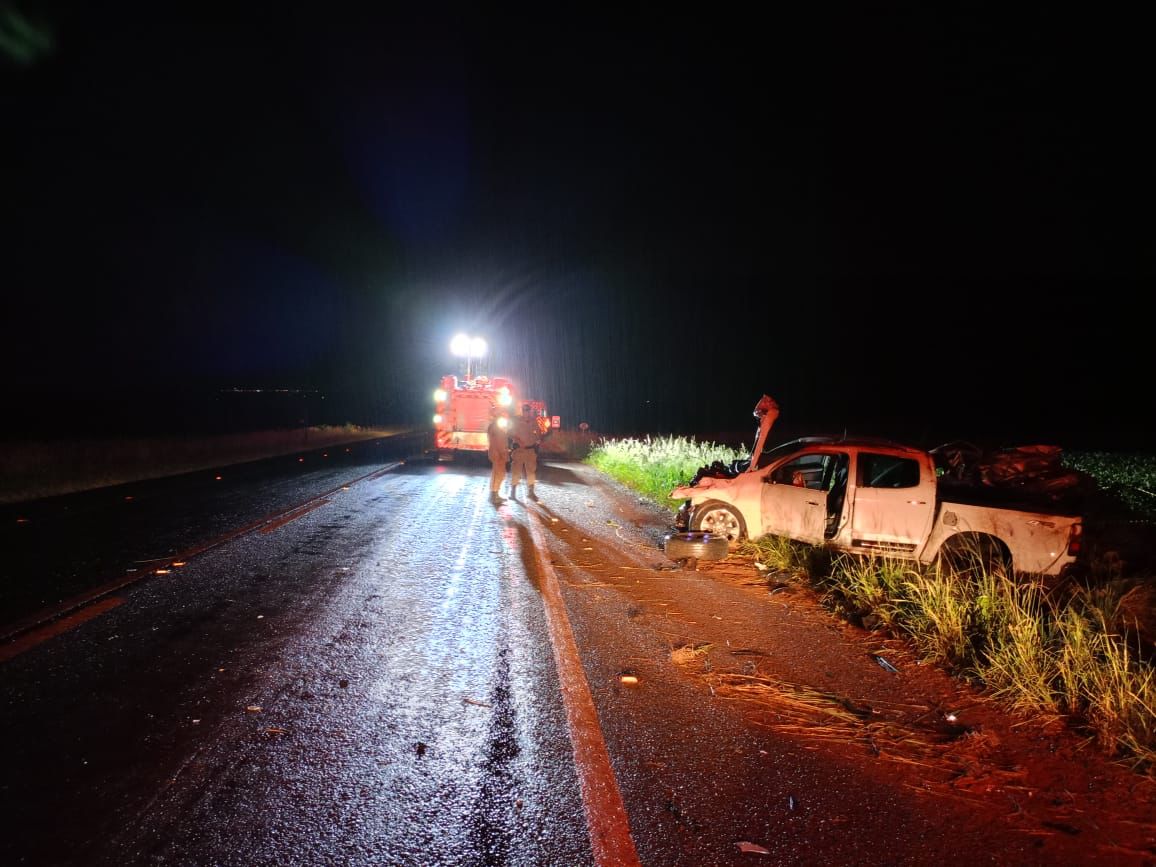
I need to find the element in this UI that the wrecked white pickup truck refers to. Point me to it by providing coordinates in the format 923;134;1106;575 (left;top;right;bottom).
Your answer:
670;396;1085;577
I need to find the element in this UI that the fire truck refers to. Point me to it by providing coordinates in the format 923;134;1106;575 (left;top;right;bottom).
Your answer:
431;374;552;457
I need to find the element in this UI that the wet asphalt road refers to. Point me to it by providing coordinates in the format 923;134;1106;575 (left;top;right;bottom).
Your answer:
0;436;426;628
1;446;1132;866
1;448;594;866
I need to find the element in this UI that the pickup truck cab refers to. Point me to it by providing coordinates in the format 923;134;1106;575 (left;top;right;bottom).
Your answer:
671;434;1083;578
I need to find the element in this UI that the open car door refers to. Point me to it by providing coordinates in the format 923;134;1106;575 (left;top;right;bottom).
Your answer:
758;449;847;545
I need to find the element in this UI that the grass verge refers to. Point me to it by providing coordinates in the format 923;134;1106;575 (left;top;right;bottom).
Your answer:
584;435;746;508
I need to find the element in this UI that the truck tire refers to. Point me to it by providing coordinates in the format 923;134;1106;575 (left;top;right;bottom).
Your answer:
665;531;730;565
935;533;1012;577
689;501;746;550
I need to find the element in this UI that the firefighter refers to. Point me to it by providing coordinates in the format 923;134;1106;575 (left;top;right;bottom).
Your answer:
509;402;543;500
486;406;510;503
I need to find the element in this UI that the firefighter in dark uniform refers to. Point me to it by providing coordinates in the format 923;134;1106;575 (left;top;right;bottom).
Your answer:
509;403;543;500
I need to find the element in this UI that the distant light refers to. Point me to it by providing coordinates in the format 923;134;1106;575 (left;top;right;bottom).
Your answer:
434;388;448;402
619;674;640;686
450;333;471;357
433;414;443;424
215;475;223;480
470;337;487;357
298;457;304;462
172;561;187;567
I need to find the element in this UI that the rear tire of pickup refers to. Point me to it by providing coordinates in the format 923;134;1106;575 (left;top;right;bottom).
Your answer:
690;501;746;550
935;533;1012;577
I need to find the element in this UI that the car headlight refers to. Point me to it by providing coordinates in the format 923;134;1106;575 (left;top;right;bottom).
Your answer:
434;389;447;402
433;414;443;424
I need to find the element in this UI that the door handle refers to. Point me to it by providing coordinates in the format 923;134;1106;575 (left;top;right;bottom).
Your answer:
805;500;820;507
907;500;927;505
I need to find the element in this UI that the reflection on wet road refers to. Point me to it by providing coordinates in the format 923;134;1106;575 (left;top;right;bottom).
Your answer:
0;458;596;866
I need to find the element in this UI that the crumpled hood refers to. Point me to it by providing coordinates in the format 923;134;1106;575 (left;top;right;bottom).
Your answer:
670;476;727;499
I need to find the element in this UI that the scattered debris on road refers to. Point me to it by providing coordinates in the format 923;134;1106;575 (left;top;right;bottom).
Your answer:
872;654;900;673
670;643;712;665
735;840;772;855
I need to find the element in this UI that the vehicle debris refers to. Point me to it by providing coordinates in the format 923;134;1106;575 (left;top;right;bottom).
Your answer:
872;655;900;673
930;441;1091;505
735;840;772;855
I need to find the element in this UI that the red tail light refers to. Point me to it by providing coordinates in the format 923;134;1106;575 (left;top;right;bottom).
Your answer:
1067;522;1083;557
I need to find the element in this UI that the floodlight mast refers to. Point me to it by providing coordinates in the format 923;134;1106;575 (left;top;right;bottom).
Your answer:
450;333;487;382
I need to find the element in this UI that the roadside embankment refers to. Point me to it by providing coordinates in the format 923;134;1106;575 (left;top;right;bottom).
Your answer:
0;425;409;504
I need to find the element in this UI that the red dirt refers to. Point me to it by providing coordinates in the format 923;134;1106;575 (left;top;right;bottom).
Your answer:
683;554;1156;863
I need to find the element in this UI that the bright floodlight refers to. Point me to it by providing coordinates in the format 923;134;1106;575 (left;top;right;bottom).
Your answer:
450;333;471;357
469;337;487;358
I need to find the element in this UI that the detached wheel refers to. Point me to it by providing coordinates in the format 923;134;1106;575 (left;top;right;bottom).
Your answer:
690;500;746;550
665;531;730;564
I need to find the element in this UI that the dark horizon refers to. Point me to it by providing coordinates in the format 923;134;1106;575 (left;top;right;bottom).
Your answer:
2;6;1149;452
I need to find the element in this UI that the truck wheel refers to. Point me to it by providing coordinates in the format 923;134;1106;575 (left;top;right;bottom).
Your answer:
936;534;1011;577
690;501;746;550
665;532;730;564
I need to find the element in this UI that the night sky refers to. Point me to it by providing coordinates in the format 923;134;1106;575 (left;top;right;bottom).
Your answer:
2;5;1150;448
